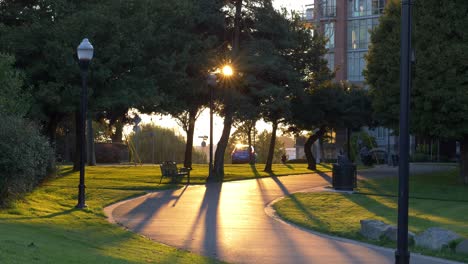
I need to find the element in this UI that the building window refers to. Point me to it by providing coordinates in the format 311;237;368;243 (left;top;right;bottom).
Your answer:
347;51;366;81
377;127;385;139
304;4;315;21
322;0;336;17
348;0;385;17
347;18;379;50
324;22;335;49
325;53;334;71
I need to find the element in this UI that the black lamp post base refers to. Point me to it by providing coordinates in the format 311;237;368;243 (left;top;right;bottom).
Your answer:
75;203;87;209
395;250;410;264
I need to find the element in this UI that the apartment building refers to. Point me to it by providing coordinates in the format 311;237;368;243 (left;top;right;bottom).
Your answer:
299;0;406;161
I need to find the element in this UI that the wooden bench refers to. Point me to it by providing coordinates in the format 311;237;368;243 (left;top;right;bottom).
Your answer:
159;161;190;184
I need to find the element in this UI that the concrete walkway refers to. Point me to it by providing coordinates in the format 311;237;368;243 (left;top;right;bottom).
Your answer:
105;164;461;264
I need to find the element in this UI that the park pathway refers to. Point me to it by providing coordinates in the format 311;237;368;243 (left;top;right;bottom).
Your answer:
105;164;461;264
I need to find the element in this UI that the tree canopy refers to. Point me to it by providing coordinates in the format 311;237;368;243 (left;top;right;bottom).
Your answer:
365;0;468;183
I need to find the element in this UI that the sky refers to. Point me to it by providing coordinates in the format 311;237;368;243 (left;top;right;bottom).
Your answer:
273;0;312;12
125;110;273;147
124;1;311;146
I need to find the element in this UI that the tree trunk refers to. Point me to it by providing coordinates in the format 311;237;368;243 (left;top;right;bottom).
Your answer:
211;0;241;180
247;121;254;164
111;119;124;143
73;111;81;171
305;127;326;170
264;120;278;173
213;109;234;180
46;113;59;146
87;117;96;166
45;113;59;175
184;109;197;169
460;135;468;185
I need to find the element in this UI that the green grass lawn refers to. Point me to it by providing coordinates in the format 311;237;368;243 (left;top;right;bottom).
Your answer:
273;169;468;262
52;163;333;188
0;162;325;263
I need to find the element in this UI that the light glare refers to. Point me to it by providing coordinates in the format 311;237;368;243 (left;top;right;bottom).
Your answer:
222;65;233;76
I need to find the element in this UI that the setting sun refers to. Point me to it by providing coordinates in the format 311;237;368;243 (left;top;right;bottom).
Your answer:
222;65;234;76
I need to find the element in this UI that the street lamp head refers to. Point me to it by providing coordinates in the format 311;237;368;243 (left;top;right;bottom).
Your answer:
222;65;233;77
77;38;94;61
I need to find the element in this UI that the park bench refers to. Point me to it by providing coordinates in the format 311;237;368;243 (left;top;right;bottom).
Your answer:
159;161;190;184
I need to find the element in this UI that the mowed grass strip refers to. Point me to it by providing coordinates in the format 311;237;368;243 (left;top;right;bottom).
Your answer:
0;162;324;263
273;169;468;263
51;163;333;188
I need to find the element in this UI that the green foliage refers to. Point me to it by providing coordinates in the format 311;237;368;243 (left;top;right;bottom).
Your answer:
0;114;53;207
350;130;377;161
224;128;284;163
291;82;372;131
364;0;401;129
0;53;30;116
254;130;285;163
129;124;206;164
366;0;468;138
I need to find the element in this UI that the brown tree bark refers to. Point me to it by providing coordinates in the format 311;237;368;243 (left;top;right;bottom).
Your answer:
183;109;197;169
45;113;59;146
460;135;468;185
86;117;96;166
264;120;278;173
45;112;59;175
304;127;326;170
213;109;234;180
211;0;242;181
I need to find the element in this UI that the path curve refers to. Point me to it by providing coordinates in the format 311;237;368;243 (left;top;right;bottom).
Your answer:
105;164;461;264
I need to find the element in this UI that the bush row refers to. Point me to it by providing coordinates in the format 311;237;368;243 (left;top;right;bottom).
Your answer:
0;114;53;207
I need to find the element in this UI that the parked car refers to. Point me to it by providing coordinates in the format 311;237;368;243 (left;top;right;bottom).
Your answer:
231;144;255;164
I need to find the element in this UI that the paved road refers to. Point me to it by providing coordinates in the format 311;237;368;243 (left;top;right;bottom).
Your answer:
105;164;460;264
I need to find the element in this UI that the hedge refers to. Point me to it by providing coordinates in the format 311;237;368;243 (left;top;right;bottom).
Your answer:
0;114;53;207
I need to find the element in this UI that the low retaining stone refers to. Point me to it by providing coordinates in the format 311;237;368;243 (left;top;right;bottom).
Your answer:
414;227;462;250
383;226;415;244
456;239;468;254
360;219;389;240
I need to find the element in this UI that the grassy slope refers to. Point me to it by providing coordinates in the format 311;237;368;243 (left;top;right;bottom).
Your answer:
273;169;468;262
0;163;327;263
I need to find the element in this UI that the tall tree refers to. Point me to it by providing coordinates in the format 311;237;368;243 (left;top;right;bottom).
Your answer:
284;17;334;170
212;0;244;180
148;0;225;169
0;0;169;170
365;0;468;184
240;4;300;172
0;53;29;117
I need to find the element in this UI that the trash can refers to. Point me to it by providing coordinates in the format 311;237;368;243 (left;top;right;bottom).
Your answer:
332;163;357;191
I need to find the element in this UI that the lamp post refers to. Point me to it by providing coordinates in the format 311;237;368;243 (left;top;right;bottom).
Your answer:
206;65;233;182
76;38;94;209
395;0;412;263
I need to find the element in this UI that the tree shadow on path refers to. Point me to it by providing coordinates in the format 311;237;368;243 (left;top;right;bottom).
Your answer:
183;182;222;258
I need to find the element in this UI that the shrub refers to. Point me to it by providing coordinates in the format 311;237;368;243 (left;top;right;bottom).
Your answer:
128;124;206;164
0;114;53;207
95;143;129;163
350;131;377;162
410;153;430;162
